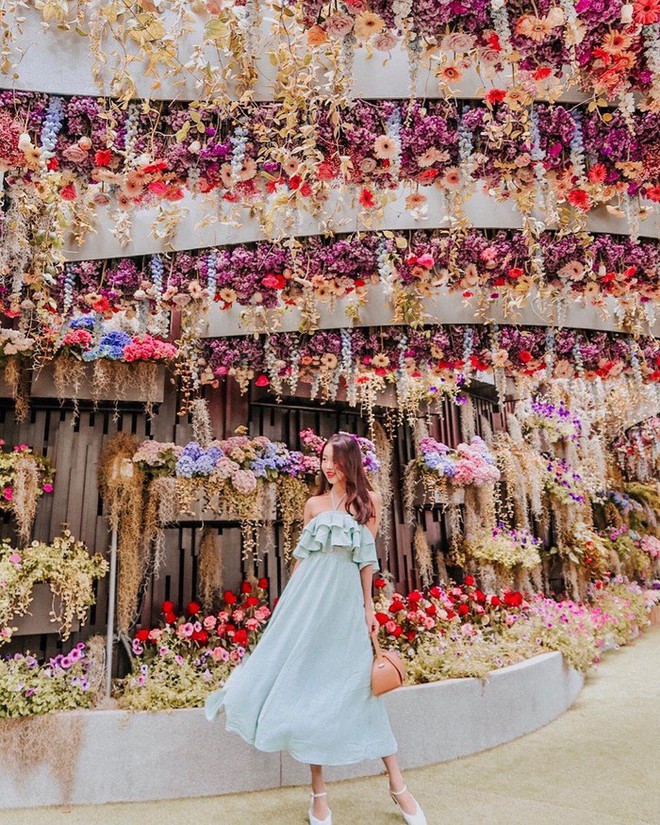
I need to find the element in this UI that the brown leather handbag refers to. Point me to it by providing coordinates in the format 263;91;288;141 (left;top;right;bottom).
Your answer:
370;629;406;695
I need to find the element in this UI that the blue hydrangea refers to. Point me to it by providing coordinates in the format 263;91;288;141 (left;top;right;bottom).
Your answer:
175;455;195;478
70;315;95;330
250;458;268;478
424;453;456;477
193;454;217;475
96;331;132;360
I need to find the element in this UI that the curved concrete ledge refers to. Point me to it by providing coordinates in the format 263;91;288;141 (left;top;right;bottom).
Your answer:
0;650;584;809
202;285;660;338
62;186;656;263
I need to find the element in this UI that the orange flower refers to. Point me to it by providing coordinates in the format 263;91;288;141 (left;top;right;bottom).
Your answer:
440;167;461;188
353;11;384;42
373;135;398;159
307;25;328;46
438;62;463;83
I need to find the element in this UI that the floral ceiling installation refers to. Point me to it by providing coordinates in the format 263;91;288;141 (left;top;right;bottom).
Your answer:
0;92;658;302
1;228;656;340
3;1;659;104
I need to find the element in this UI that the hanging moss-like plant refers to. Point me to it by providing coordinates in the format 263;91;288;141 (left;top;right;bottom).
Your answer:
198;527;223;613
98;433;147;634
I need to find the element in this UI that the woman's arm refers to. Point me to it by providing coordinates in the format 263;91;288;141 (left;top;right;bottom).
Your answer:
362;491;383;632
290;497;315;578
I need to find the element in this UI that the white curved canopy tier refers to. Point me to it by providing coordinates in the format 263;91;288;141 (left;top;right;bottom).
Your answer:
200;285;660;338
63;185;658;263
4;9;595;104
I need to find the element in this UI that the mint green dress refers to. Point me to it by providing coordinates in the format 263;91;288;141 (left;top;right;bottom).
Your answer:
204;508;398;765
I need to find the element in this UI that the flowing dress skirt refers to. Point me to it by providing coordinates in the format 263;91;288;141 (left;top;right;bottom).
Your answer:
205;543;398;765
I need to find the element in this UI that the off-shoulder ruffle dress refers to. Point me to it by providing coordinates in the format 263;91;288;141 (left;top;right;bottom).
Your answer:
204;509;398;765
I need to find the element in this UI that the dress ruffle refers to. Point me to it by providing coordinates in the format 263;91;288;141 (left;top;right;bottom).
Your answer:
292;510;380;573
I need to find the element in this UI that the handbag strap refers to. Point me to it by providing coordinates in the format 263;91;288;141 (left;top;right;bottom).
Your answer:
370;628;385;661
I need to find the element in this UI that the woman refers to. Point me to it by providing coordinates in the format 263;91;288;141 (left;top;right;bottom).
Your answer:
205;432;426;825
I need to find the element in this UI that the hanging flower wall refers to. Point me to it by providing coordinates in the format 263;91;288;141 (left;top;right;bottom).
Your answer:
3;2;658;103
302;0;660;102
198;325;660;421
5;229;656;339
0;93;658;302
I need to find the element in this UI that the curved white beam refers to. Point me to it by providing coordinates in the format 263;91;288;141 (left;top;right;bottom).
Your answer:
200;285;660;338
63;185;658;262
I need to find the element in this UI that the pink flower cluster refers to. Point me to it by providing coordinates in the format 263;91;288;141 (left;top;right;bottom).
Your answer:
452;436;501;487
122;335;178;362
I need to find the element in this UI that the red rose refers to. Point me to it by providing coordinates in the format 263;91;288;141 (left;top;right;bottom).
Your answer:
533;66;552;80
389;600;405;613
425;604;437;616
186;601;201;615
458;604;469;616
519;350;533;363
162;600;174;613
288;174;302;190
60;183;77;201
136;629;150;642
300;183;312;197
405;631;416;642
317;161;336;181
255;374;270;387
164;611;177;625
246;596;259;607
234;629;248;645
391;624;403;638
429;586;441;599
94;149;113;167
464;575;475;586
223;590;237;605
507;267;524;279
446;609;456;620
490;595;501;607
374;577;387;589
375;612;390;625
407;590;423;603
192;629;209;644
474;589;486;603
258;577;269;589
241;581;253;594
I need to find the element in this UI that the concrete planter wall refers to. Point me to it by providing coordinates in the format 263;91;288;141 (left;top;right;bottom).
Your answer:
0;650;583;810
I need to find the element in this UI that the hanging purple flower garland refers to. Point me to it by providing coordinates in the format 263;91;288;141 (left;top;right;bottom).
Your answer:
8;229;655;325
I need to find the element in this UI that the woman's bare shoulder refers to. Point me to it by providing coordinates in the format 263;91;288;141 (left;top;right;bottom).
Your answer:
305;494;329;515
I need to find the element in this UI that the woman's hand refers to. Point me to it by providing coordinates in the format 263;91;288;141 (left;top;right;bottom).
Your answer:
364;605;378;635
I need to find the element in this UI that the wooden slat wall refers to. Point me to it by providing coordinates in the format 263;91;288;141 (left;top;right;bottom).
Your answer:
1;379;501;673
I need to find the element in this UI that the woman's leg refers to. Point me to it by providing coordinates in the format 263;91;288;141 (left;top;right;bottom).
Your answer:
310;763;329;819
382;753;418;815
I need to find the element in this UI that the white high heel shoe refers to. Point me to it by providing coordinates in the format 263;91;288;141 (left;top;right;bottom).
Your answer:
308;790;332;825
389;784;427;825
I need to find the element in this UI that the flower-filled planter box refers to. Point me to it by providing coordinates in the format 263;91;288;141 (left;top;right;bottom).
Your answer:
12;584;81;636
174;482;277;523
30;361;166;403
